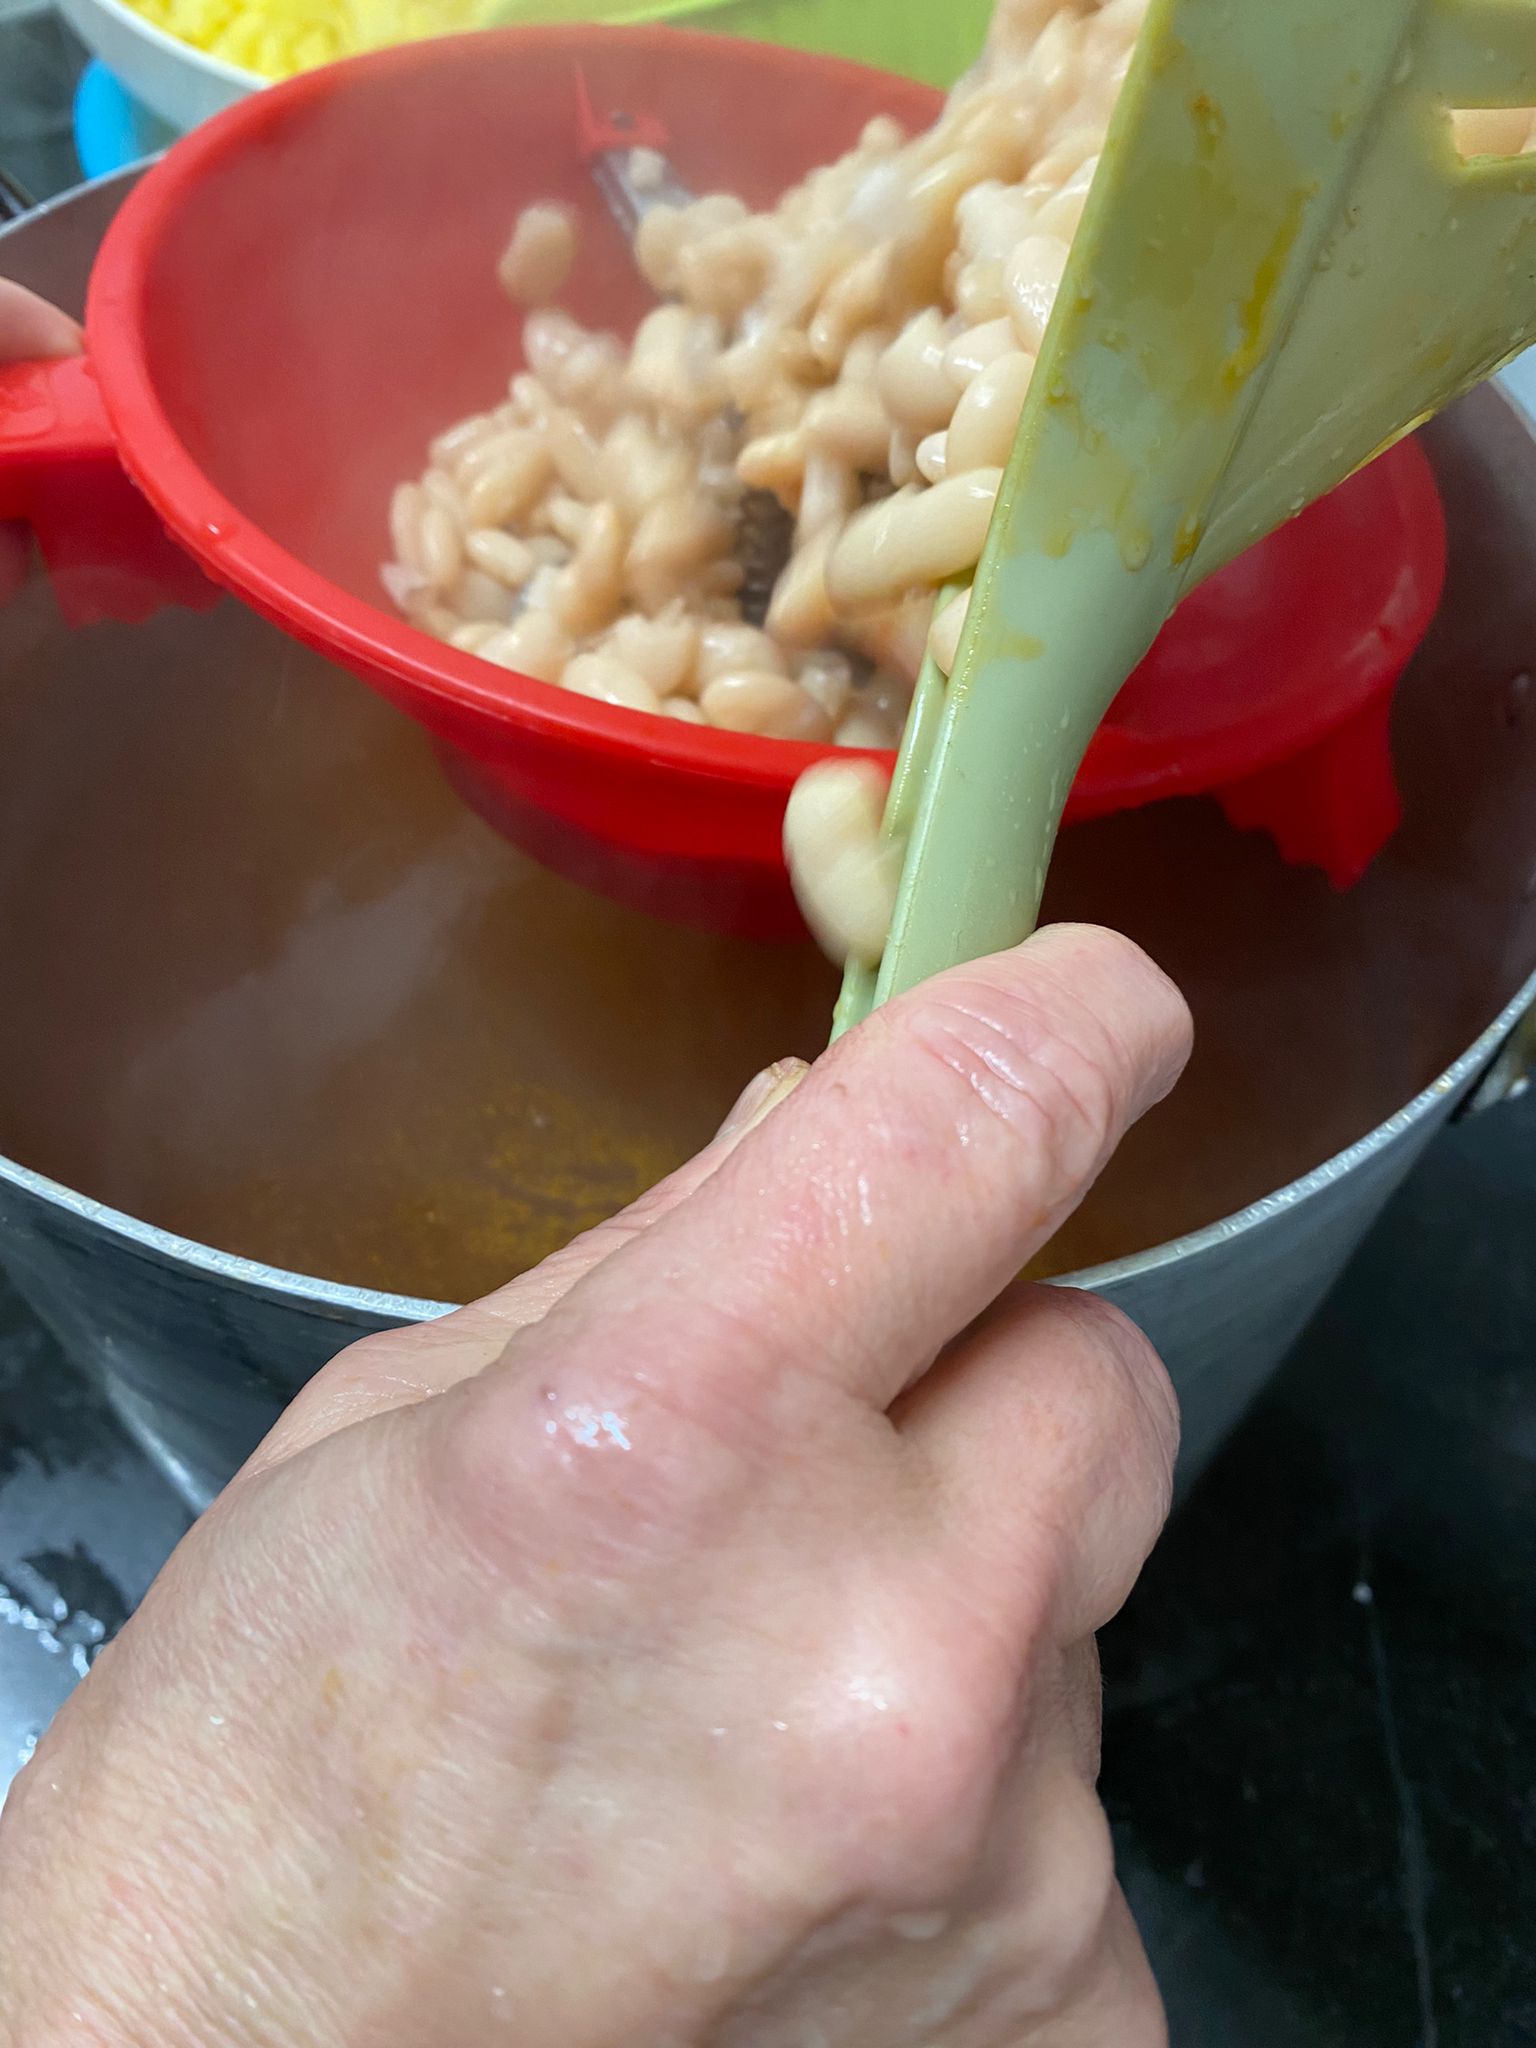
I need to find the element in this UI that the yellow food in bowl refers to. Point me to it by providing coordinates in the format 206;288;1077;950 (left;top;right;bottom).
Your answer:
125;0;477;78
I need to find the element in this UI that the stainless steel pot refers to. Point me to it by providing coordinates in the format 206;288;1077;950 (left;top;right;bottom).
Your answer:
2;172;1533;1512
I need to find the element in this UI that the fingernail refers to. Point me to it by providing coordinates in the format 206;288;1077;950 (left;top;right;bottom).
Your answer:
715;1058;809;1144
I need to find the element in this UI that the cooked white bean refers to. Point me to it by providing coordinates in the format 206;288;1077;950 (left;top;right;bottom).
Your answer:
602;416;694;519
765;527;839;648
943;318;1017;390
421;466;466;520
738;429;808;498
466;528;535;587
498;203;578;308
1033;153;1099;239
661;696;707;724
802;382;890;470
808;245;891;367
834;704;903;750
481;611;572;683
701;672;834;742
543;409;607;502
629;305;725;419
676;222;775;320
389;482;429;577
1005;234;1070;353
955;256;1009;324
418;503;463;590
796;649;855;722
460;433;553;527
449;621;500;654
628;494;734;611
1452;106;1536;158
888;429;921;488
635;202;688;292
916;431;949;484
697;621;788;684
783;759;902;966
449;567;521;625
946;350;1035;472
847;602;933;685
563;653;662;714
542;492;592;548
605;608;700;697
797;451;860;542
552;502;626;638
827;470;1003;612
928;587;973;675
876;309;957;432
430;412;497;467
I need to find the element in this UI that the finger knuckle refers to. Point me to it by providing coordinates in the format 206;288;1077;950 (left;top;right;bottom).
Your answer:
902;970;1125;1189
1047;1289;1180;1479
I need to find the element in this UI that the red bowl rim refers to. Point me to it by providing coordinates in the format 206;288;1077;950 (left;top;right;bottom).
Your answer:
82;23;1449;815
83;24;936;794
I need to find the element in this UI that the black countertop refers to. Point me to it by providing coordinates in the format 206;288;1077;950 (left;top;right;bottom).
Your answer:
3;1090;1533;2045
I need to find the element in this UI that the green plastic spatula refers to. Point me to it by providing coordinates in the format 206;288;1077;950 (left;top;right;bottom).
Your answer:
835;0;1536;1037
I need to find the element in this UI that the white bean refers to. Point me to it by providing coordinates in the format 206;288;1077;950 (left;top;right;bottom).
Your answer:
481;612;572;684
418;503;463;591
449;567;521;625
783;759;902;967
827;469;1002;613
389;482;429;577
498;203;578;307
928;588;973;675
1005;234;1070;353
877;309;957;433
1452;106;1536;158
430;413;497;466
460;433;553;527
943;318;1017;390
605;608;700;697
802;382;890;470
563;653;662;714
796;649;855;722
466;528;535;587
835;705;903;750
697;621;788;684
946;350;1034;473
627;494;734;611
450;621;500;654
552;502;625;638
915;431;949;484
700;672;834;742
765;527;839;648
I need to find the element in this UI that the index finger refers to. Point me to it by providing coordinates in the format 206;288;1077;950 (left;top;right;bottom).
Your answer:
515;923;1190;1416
0;280;83;362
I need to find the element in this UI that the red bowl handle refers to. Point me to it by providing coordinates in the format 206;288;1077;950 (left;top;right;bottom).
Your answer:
0;353;217;625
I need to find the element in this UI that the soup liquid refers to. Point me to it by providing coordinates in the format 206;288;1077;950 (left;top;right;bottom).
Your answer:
1;401;1533;1301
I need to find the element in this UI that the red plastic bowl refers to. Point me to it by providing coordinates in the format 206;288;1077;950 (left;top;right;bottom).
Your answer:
0;27;1446;935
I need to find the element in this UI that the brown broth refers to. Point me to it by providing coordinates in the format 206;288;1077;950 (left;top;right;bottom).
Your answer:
0;401;1533;1301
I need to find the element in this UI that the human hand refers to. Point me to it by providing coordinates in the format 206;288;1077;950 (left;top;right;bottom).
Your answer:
0;924;1190;2048
0;279;83;604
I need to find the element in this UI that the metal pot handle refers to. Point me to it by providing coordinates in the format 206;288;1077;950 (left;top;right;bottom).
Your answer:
1458;1009;1536;1120
0;166;36;225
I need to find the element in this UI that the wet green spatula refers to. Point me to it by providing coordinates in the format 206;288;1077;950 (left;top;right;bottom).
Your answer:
835;0;1536;1036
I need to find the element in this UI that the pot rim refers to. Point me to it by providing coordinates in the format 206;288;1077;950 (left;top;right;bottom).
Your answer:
1;967;1531;1323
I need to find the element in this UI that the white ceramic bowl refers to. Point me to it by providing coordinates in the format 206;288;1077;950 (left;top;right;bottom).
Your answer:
59;0;260;132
